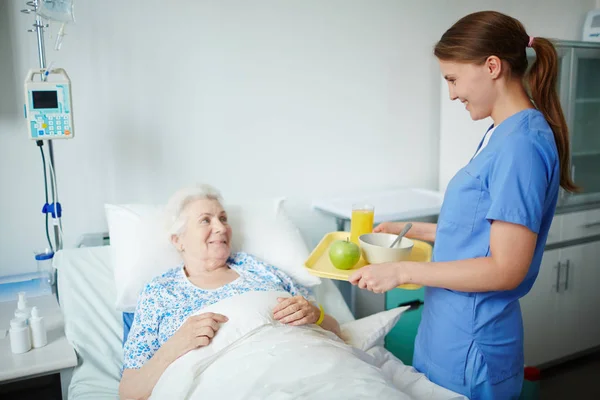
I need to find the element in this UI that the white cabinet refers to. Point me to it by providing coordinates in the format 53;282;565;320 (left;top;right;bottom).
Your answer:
561;208;600;242
568;47;600;199
521;249;560;366
562;243;600;353
521;213;600;367
553;246;586;361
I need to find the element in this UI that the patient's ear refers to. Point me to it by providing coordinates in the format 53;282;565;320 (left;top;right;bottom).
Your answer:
171;234;183;252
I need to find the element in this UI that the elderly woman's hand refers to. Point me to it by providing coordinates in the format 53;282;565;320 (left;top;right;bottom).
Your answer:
167;312;229;358
273;296;320;326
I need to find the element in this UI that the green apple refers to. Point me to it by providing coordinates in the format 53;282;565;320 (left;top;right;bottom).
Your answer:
328;238;360;270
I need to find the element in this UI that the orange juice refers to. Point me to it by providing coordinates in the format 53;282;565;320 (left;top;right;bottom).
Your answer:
350;208;374;244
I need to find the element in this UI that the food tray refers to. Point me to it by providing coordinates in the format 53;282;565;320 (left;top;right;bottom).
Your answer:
304;231;432;290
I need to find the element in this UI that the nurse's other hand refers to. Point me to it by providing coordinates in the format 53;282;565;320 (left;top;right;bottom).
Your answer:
373;222;404;235
349;263;405;293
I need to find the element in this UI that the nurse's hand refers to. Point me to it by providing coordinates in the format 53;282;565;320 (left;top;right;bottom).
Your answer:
374;221;437;242
373;222;404;234
349;263;407;293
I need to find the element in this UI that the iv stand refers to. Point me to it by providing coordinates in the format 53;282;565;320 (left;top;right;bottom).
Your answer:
21;0;62;251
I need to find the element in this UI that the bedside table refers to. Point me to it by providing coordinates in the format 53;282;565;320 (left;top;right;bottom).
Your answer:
312;187;444;231
0;294;77;399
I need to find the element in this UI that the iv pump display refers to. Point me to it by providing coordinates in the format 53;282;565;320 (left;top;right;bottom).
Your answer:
24;68;75;140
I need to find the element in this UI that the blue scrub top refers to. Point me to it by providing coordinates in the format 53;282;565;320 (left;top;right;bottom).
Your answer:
414;109;560;386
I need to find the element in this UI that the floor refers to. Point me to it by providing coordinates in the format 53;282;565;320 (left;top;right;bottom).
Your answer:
540;351;600;400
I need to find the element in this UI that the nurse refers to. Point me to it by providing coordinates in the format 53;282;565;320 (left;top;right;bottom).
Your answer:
349;11;578;400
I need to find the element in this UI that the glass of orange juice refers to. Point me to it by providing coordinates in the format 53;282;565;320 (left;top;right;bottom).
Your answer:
350;203;374;245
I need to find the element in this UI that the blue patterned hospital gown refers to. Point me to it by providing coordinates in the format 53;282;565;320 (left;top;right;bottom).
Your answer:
122;252;314;370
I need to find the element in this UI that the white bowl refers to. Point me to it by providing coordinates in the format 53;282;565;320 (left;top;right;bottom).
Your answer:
358;233;414;264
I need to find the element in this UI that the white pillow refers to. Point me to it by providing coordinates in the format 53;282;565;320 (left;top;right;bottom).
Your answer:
105;198;321;312
340;306;409;351
105;204;182;313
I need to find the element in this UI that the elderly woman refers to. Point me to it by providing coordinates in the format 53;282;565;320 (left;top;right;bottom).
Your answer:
119;184;341;400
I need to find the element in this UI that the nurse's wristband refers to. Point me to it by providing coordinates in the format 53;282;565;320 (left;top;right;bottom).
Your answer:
315;304;325;326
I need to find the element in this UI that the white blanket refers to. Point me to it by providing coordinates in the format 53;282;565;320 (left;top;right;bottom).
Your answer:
150;291;466;400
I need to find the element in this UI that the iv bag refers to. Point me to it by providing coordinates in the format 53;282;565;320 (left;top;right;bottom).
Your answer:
37;0;75;23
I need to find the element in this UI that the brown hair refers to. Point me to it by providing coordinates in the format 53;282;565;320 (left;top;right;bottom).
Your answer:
434;11;578;192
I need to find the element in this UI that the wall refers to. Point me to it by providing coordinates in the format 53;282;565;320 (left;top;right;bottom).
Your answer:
0;0;595;275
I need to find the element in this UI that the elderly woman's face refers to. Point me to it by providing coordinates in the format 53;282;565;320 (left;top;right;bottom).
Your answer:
177;198;232;266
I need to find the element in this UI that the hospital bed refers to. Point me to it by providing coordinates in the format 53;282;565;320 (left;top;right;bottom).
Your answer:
53;244;466;399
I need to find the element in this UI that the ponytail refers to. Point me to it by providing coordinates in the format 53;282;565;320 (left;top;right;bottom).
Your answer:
527;38;579;192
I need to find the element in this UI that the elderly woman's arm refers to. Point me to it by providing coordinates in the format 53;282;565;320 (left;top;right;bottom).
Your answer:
120;312;228;399
244;255;343;338
120;340;181;400
273;295;342;337
119;281;228;400
317;314;342;337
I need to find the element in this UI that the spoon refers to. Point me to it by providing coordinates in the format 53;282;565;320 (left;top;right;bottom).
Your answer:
389;223;413;248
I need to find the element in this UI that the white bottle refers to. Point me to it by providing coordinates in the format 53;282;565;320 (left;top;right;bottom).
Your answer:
14;291;31;320
30;306;48;348
14;291;33;344
9;317;32;354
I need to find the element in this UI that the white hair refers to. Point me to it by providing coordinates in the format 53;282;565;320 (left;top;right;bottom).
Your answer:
165;184;224;239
